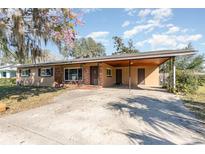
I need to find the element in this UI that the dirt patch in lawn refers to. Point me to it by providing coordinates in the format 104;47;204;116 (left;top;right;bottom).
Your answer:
0;85;66;116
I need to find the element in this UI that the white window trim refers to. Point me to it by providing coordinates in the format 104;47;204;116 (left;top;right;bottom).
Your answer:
106;68;112;77
40;67;52;77
64;67;83;81
21;69;30;77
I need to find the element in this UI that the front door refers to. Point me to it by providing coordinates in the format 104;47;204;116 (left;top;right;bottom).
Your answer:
116;69;122;85
90;66;98;85
138;68;145;85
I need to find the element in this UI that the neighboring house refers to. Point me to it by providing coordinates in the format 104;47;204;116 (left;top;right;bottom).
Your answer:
0;64;18;78
16;50;195;88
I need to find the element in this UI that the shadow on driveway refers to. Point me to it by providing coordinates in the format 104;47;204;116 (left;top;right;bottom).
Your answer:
107;95;205;145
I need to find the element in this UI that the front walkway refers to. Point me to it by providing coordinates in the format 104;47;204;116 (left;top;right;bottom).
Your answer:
0;88;205;144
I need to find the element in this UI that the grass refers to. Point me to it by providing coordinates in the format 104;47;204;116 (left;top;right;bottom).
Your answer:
0;83;66;116
182;84;205;120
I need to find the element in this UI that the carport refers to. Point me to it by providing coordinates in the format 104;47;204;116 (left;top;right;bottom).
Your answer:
102;49;195;90
104;57;170;90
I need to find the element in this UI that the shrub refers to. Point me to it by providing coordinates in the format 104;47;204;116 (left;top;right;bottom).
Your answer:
198;74;205;86
175;70;200;94
162;53;204;94
0;78;16;86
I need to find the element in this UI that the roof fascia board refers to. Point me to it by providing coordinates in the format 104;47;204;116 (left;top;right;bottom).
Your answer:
17;50;195;68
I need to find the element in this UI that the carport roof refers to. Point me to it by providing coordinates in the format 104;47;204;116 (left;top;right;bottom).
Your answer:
18;49;196;68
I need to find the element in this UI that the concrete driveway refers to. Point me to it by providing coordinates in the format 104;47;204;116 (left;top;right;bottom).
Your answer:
0;87;205;144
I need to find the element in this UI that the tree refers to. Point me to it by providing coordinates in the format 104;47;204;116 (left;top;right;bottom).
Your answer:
0;8;80;64
0;50;16;65
176;55;204;72
161;43;205;94
113;36;125;53
112;36;139;55
184;42;194;50
59;46;73;60
70;37;106;59
127;39;135;52
36;49;58;63
176;43;203;71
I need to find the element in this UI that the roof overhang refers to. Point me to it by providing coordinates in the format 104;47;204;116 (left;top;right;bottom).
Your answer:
105;57;170;67
17;49;196;68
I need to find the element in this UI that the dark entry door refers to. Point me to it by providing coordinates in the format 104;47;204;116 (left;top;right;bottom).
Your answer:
116;69;122;85
90;66;98;85
138;68;145;85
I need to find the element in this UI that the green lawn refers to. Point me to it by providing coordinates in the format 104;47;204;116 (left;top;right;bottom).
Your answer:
182;84;205;120
0;82;66;116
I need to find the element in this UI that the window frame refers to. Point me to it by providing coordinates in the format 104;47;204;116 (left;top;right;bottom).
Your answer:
106;68;112;77
2;71;6;78
40;67;52;77
21;69;30;77
64;67;83;81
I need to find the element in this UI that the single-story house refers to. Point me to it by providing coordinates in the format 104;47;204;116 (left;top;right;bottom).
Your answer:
16;49;195;88
0;64;18;78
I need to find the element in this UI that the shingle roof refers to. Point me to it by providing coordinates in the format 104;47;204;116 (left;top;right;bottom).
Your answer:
18;49;196;68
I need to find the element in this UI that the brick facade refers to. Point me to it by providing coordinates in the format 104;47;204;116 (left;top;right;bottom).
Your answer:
98;63;103;86
82;63;103;86
83;65;90;85
54;66;64;83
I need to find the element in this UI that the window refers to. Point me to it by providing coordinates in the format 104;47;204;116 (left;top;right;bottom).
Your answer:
40;68;52;77
21;69;30;77
65;68;82;81
106;68;112;77
2;72;6;78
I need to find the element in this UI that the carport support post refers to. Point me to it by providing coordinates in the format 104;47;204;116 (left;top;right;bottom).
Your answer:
163;63;166;86
129;60;131;91
168;58;172;91
172;57;176;90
